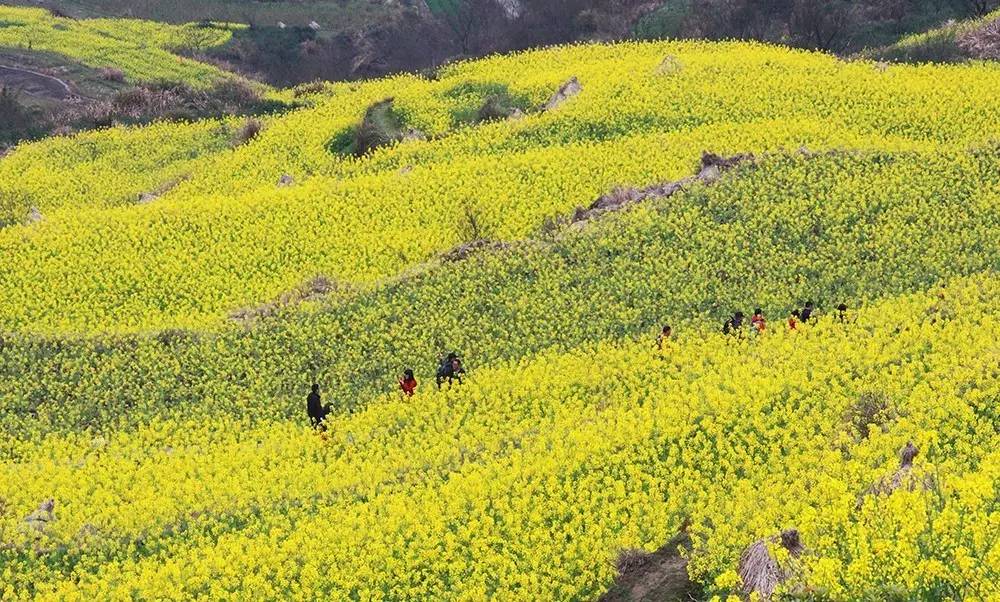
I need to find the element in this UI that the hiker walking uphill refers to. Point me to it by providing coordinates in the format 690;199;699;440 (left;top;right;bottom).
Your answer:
307;384;331;430
436;352;465;389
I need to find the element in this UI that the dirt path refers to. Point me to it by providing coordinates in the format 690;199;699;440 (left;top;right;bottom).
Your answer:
0;64;74;99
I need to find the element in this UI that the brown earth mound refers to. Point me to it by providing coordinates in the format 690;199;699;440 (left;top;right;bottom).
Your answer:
573;151;753;224
599;531;698;602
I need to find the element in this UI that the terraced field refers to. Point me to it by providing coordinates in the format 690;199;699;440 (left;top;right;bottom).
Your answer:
1;21;998;601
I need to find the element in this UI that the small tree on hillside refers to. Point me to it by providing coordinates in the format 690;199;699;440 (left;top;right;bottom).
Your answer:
958;0;998;16
443;0;511;55
790;0;855;50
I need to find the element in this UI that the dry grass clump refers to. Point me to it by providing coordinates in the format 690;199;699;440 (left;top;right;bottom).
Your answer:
958;17;1000;60
738;529;804;600
98;67;126;83
542;76;582;111
230;275;347;323
866;442;937;497
614;547;653;576
231;117;264;147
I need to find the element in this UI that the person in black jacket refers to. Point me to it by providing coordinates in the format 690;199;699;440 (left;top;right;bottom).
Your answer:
723;311;745;337
436;352;465;389
307;384;331;430
836;303;848;323
800;300;815;323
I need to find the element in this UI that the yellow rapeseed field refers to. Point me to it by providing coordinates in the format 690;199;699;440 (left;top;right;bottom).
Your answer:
1;14;998;600
0;7;238;87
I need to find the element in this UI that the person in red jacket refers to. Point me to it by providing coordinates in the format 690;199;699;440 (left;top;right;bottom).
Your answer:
399;368;417;397
751;308;766;334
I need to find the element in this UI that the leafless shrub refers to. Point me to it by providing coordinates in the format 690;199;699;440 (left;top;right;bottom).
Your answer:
98;67;126;83
231;117;264;147
958;16;1000;59
845;389;898;440
738;529;804;600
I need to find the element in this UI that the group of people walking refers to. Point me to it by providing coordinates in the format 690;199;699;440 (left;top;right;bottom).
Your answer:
718;300;848;339
656;301;849;351
309;301;852;429
307;351;466;430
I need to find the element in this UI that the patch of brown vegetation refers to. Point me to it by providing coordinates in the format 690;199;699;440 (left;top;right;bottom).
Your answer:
230;275;350;323
599;530;697;602
958;16;1000;60
844;389;899;440
738;528;804;600
572;152;753;225
231;117;264;147
542;76;582;111
864;442;937;498
98;67;126;83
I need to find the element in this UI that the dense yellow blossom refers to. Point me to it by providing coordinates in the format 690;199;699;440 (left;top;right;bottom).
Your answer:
2;40;1000;333
1;25;999;600
2;277;998;599
0;7;238;87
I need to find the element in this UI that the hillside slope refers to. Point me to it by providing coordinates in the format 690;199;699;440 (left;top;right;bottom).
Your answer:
868;7;1000;62
2;41;1000;333
1;39;999;600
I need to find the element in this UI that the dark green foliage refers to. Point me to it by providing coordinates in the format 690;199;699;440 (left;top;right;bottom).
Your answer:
328;98;410;157
0;86;48;148
445;81;531;125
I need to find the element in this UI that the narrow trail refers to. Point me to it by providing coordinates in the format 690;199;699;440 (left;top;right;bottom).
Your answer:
0;64;75;99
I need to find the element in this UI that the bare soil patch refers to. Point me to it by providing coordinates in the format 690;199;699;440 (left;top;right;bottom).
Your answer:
0;64;74;100
600;531;698;602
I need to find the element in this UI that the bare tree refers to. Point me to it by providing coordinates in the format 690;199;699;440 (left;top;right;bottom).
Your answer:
790;0;854;50
962;0;999;16
443;0;511;55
